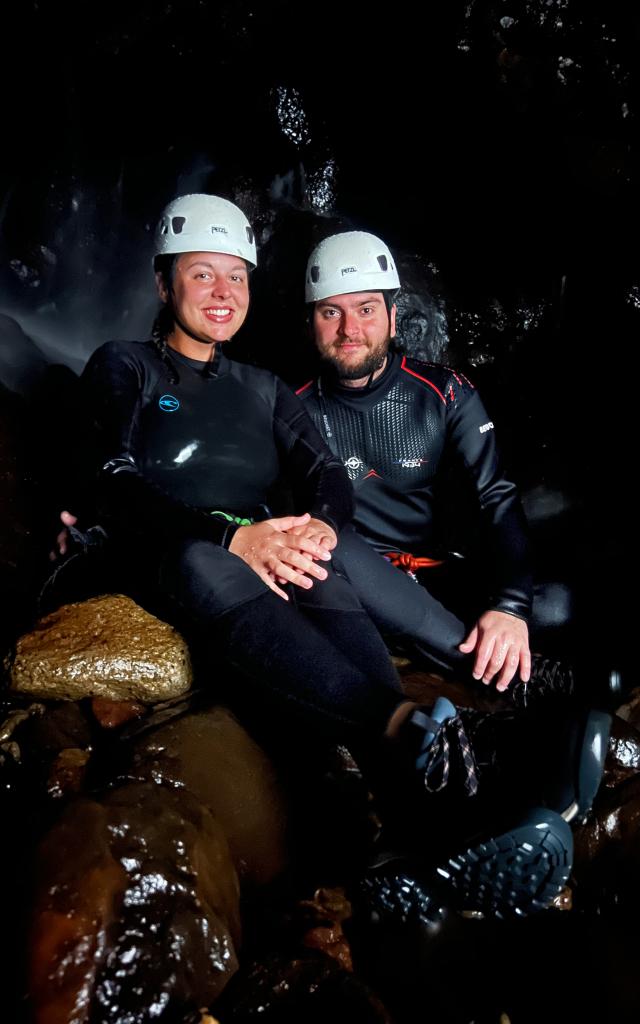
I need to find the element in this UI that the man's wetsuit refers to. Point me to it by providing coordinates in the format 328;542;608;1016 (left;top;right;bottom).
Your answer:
80;339;403;740
296;348;533;672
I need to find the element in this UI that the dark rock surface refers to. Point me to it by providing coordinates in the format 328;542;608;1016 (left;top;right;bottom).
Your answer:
0;384;37;648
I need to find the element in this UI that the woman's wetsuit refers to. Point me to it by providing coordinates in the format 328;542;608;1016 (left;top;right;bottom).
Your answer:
81;340;403;741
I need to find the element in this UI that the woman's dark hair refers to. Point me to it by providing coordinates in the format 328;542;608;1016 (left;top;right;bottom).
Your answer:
151;253;179;383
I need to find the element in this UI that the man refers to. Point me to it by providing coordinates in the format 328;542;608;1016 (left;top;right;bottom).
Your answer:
296;231;578;700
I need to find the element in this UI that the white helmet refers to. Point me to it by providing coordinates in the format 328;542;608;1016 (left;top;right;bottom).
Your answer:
154;193;257;269
305;231;400;302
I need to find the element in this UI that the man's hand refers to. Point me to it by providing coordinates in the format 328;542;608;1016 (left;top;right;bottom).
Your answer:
459;610;531;692
286;517;338;553
228;513;332;600
49;510;78;562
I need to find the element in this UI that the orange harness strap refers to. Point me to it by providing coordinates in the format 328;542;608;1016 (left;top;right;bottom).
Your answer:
385;552;445;572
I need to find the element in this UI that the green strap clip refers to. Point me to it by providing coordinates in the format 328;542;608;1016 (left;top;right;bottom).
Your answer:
210;510;254;527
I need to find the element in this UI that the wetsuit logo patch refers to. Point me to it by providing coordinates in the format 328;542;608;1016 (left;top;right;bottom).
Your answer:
344;455;364;471
159;394;180;412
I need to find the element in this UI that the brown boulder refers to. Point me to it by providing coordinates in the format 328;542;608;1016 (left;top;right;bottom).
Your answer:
30;784;241;1024
9;594;192;702
130;706;290;887
27;705;290;1020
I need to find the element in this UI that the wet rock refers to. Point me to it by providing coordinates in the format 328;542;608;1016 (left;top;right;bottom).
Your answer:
563;714;640;909
129;706;289;887
394;256;449;363
91;696;146;729
9;594;192;702
27;704;290;1021
550;886;573;912
615;687;640;732
602;714;640;789
46;746;91;798
19;699;92;757
30;800;129;1024
302;924;352;969
0;701;45;764
30;783;242;1024
297;888;353;971
573;772;640;912
215;953;392;1023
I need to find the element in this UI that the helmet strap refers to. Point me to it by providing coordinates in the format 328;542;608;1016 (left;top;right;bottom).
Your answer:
383;288;400;335
364;352;388;389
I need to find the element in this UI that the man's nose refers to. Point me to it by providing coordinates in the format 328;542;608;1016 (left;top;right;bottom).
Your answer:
340;312;360;338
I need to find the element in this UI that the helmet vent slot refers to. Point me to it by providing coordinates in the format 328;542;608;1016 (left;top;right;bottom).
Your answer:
310;265;320;283
377;255;388;272
171;216;186;234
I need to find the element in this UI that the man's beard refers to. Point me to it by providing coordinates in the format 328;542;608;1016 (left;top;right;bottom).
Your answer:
321;336;390;382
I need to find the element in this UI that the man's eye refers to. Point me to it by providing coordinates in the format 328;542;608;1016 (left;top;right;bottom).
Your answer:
361;307;374;315
196;272;211;280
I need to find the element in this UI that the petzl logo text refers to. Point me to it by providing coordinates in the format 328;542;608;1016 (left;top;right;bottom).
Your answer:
341;266;357;276
159;394;180;412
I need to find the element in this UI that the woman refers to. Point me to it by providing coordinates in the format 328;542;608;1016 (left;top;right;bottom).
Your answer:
81;193;575;918
82;193;405;740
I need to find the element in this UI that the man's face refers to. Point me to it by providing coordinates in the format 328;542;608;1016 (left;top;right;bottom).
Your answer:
156;251;250;345
312;291;396;380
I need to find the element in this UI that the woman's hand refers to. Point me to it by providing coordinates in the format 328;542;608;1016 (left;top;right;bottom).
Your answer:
228;513;332;600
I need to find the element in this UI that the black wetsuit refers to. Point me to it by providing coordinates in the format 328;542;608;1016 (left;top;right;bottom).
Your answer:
81;340;403;740
296;349;533;672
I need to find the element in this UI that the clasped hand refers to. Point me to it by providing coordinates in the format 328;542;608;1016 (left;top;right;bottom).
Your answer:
228;513;337;600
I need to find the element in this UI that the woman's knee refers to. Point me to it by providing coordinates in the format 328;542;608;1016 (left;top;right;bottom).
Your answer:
160;538;267;615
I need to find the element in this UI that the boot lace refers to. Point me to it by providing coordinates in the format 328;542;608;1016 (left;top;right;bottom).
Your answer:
413;710;479;796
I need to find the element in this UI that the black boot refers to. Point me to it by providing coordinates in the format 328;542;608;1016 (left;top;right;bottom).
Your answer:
510;655;624;709
382;696;611;918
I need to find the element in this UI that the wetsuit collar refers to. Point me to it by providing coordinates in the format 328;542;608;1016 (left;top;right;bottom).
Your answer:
320;348;399;403
166;344;226;377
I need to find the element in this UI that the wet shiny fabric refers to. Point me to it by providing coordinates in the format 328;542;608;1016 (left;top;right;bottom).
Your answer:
159;538;404;742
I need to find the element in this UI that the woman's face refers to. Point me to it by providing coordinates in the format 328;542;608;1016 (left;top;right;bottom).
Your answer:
157;250;250;348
